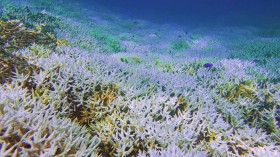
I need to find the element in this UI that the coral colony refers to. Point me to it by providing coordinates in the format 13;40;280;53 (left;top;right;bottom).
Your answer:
0;0;280;157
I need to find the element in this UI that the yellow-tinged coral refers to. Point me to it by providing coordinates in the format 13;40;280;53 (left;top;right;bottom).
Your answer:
0;2;279;156
0;19;61;86
88;83;120;108
69;83;123;126
155;60;173;73
217;79;279;134
0;50;41;86
0;105;100;156
28;43;54;58
0;20;57;52
226;84;257;101
218;80;257;102
56;38;70;46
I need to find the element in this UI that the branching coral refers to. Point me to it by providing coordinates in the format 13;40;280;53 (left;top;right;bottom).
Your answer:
0;20;56;52
0;2;279;157
0;11;61;86
1;44;279;156
90;28;125;53
119;55;143;64
0;4;61;33
217;79;280;134
56;38;70;46
155;60;173;73
170;40;190;51
182;58;221;76
0;48;40;85
0;83;101;156
72;83;123;125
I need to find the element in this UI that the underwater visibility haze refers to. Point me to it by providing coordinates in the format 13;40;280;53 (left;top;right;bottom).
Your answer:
0;0;280;156
84;0;280;28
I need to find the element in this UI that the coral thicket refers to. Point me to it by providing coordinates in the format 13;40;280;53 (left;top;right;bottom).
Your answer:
0;1;279;157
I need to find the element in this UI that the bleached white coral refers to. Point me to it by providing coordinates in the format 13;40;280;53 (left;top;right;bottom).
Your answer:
251;146;280;157
0;83;101;156
138;143;208;157
1;1;279;156
220;59;255;79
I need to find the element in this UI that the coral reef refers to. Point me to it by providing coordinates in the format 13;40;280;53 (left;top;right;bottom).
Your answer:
217;79;280;134
0;20;56;52
90;28;125;53
0;83;100;156
170;40;190;51
0;4;61;33
0;1;280;157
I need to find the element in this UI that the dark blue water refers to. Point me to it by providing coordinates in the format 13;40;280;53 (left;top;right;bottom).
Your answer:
81;0;280;28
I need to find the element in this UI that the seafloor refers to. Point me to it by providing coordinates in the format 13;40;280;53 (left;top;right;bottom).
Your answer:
0;0;279;156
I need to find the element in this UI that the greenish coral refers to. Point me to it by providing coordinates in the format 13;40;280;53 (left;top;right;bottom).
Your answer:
217;79;280;134
119;56;143;64
155;60;173;73
0;47;40;85
0;4;61;33
219;80;257;102
56;38;70;46
118;33;139;42
255;29;280;38
230;39;280;59
171;40;190;51
90;28;125;53
190;33;201;40
182;58;219;75
1;1;279;156
77;41;93;51
0;20;57;52
28;0;82;18
108;39;123;52
28;43;56;58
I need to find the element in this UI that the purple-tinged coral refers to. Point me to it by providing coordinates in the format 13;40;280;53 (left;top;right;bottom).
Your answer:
204;63;213;68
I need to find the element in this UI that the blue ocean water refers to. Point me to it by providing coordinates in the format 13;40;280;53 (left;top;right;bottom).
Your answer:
81;0;280;28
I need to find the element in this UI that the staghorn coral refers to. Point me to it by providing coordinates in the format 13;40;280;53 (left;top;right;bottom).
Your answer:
0;13;60;86
0;83;101;157
1;42;279;156
0;4;61;33
155;59;173;73
119;55;143;64
28;43;55;58
218;80;258;102
170;40;190;51
217;79;280;134
0;1;280;157
3;44;276;156
181;58;221;76
230;38;280;59
56;38;70;46
90;28;125;53
70;83;124;126
0;47;40;85
0;20;57;52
